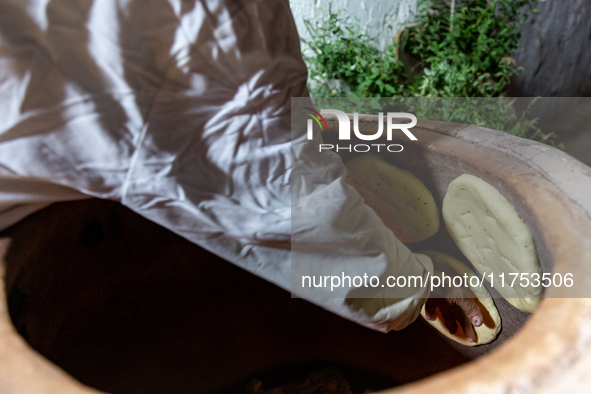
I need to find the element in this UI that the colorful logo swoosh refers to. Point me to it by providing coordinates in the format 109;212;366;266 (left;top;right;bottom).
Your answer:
302;107;328;131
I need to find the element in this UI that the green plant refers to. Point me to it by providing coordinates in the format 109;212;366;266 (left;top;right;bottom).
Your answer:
403;0;539;97
301;7;406;97
301;1;563;148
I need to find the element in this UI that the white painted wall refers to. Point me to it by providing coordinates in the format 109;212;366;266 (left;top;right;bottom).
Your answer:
288;0;418;52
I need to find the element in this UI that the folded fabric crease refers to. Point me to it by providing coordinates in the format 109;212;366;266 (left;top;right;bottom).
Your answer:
0;0;432;333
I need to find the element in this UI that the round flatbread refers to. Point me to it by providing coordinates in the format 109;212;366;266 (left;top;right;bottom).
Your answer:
442;174;542;313
419;250;501;346
345;154;439;243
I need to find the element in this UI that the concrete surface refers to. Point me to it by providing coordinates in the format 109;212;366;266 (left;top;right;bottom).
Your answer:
288;0;416;53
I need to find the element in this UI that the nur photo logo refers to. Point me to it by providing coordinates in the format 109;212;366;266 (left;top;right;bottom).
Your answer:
303;108;418;153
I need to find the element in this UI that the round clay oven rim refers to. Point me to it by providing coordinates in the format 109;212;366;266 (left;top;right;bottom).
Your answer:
331;115;591;394
0;116;590;393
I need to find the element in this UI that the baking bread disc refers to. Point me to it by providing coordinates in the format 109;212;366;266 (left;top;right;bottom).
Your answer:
345;154;439;243
442;174;542;313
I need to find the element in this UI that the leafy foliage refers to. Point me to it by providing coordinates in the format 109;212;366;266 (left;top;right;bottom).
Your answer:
301;7;406;97
301;0;563;148
403;0;539;97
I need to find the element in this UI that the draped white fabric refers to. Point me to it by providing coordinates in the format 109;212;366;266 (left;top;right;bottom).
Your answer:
0;0;432;332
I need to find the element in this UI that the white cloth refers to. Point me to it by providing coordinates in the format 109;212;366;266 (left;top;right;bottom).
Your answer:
0;0;432;332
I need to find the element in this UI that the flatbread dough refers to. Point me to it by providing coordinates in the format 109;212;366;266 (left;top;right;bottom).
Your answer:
345;154;439;243
442;174;542;313
419;250;501;346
